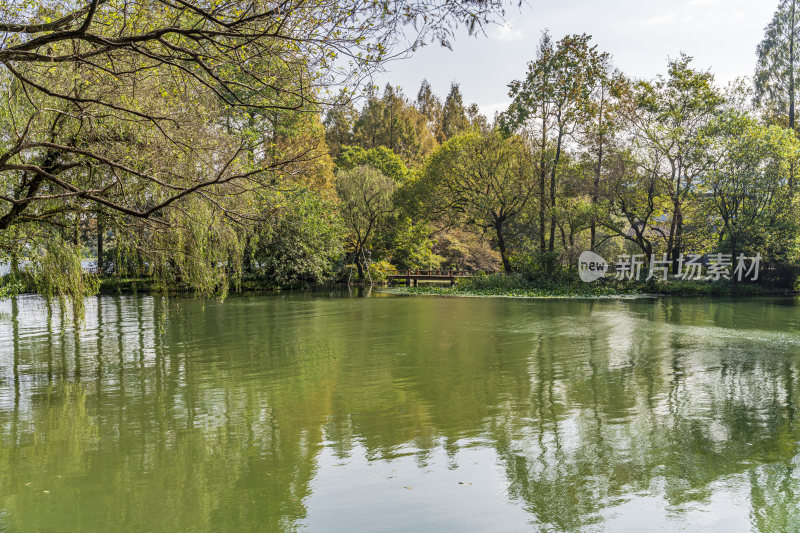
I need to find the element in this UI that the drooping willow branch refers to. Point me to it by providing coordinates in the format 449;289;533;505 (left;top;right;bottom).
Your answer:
0;0;510;230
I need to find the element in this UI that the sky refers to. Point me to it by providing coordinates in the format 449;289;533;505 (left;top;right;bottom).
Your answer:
374;0;779;117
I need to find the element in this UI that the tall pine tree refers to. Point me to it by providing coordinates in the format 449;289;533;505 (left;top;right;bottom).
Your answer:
441;83;470;140
756;0;800;132
416;80;444;141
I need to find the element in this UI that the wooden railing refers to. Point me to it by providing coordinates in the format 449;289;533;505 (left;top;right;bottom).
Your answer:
385;269;473;286
387;269;472;278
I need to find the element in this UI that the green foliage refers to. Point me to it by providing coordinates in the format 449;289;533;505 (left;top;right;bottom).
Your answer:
502;32;609;133
441;83;470;140
416;129;535;272
8;11;800;296
324;91;358;157
367;260;396;282
755;0;800;128
29;240;99;303
335;145;410;182
336;166;397;278
0;277;25;299
352;85;437;165
0;0;509;297
406;272;779;298
113;198;247;299
599;55;726;261
250;189;346;285
415;79;444;141
390;218;444;270
509;250;561;278
460;272;536;291
702;111;800;269
501;31;610;258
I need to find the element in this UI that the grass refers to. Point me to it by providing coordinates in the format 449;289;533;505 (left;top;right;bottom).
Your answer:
391;272;785;298
1;270;787;299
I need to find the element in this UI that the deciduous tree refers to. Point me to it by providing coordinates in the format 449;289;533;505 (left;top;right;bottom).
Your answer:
417;130;535;273
627;55;724;267
335;166;396;279
501;32;608;258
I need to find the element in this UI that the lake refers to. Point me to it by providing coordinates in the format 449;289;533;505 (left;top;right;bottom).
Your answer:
1;292;799;531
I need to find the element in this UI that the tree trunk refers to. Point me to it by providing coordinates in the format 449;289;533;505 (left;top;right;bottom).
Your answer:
667;190;682;272
495;218;511;273
97;214;104;275
789;0;797;131
673;206;683;265
0;174;45;231
539;113;547;254
10;249;20;281
354;244;365;280
547;130;563;254
791;0;796;189
591;87;605;252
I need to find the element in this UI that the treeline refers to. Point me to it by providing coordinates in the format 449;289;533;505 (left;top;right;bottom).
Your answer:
0;0;508;299
3;0;800;298
321;28;800;288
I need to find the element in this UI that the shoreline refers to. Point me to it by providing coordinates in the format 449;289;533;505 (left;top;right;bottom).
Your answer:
2;274;796;300
384;285;797;299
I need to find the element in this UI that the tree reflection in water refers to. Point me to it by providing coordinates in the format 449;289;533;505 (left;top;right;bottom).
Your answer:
0;294;798;531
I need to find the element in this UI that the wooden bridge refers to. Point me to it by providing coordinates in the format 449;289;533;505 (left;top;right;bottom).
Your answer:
386;269;473;286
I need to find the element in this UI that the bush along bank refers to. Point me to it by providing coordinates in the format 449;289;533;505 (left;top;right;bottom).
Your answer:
393;271;788;298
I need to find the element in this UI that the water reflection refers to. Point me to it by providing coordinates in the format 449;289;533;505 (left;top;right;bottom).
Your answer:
0;294;799;531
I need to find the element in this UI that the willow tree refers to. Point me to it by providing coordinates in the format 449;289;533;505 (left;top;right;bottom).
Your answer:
416;130;535;273
0;0;510;295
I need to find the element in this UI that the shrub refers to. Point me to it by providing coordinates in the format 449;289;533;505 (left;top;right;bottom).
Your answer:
368;260;396;282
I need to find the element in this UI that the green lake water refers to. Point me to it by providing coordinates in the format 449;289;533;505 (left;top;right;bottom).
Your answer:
1;292;800;531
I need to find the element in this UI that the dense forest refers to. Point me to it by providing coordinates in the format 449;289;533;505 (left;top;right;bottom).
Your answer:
3;0;800;299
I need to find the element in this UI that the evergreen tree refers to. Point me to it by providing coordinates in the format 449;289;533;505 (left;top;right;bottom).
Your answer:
324;91;357;158
352;85;437;164
416;80;443;121
416;79;444;140
441;83;470;140
756;0;800;132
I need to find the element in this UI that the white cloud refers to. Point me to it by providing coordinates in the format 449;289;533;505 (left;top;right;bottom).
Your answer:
375;0;777;118
643;14;676;27
479;101;511;118
491;23;524;42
